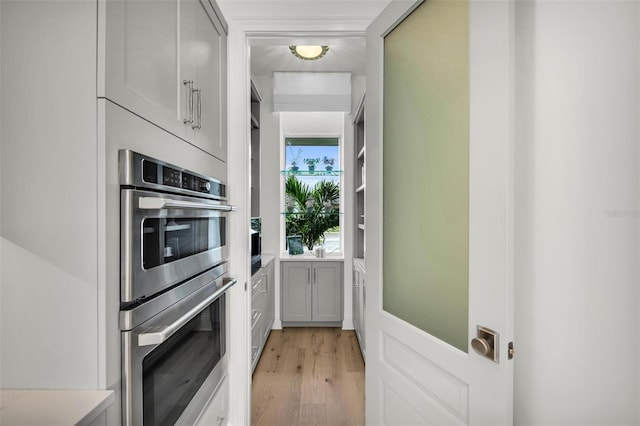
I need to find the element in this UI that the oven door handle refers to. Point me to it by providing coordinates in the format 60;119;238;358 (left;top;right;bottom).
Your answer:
139;197;236;212
137;277;237;347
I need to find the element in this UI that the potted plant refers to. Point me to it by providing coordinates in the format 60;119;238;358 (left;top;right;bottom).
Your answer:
285;176;340;251
322;156;335;171
287;145;302;174
304;157;320;173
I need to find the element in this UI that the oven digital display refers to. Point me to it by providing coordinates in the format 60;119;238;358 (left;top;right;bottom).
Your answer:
181;172;196;191
142;160;158;184
163;166;181;188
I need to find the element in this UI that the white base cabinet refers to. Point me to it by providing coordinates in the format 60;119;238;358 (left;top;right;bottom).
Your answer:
352;259;366;360
251;256;275;372
281;261;343;325
194;375;228;426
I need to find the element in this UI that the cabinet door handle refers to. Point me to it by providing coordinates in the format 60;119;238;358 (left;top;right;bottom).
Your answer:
183;80;194;124
363;280;366;309
192;88;202;130
308;268;310;284
314;269;317;284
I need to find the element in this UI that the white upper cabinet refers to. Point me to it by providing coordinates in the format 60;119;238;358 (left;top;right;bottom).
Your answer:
102;0;227;161
183;0;227;160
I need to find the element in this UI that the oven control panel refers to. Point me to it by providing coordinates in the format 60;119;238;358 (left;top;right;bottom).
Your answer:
120;150;226;200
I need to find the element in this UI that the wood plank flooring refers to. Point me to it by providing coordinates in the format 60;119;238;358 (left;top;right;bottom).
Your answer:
251;328;365;426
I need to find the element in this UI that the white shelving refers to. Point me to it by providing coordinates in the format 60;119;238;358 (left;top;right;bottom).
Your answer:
354;93;366;260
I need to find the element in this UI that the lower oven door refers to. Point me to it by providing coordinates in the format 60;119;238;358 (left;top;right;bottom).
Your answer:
122;276;235;426
122;188;233;303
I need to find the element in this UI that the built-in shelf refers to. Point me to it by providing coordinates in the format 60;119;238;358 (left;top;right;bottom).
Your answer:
281;211;343;216
353;91;366;261
281;169;344;177
352;91;366;359
250;77;262;217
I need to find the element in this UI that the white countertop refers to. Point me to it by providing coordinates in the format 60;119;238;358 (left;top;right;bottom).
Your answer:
261;253;276;266
0;389;115;426
280;253;344;261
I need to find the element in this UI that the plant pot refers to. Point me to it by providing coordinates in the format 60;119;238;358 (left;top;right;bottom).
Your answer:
308;166;315;174
290;166;299;174
325;166;333;172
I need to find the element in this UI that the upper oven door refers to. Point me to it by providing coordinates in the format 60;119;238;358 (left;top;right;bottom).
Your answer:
121;188;232;303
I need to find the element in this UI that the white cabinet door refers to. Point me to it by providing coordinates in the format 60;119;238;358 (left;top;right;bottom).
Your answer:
103;0;187;140
262;261;274;338
311;262;342;322
281;262;312;322
103;0;227;161
189;0;227;161
359;272;365;355
352;266;360;336
352;261;366;358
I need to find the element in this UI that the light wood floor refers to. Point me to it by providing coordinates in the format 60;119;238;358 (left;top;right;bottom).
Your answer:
251;327;365;426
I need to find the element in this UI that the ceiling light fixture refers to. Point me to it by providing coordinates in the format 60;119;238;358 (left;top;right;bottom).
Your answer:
289;45;330;61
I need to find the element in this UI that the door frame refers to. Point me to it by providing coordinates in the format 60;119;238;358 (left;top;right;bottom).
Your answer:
226;19;371;425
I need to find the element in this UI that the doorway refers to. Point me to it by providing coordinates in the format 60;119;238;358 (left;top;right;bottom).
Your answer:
247;35;367;424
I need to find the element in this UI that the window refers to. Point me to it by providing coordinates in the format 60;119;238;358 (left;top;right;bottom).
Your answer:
283;137;342;254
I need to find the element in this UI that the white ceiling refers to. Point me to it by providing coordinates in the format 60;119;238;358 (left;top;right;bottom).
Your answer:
217;0;391;78
250;37;367;77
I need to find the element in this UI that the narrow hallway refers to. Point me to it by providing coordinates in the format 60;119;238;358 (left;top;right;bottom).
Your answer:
251;328;365;426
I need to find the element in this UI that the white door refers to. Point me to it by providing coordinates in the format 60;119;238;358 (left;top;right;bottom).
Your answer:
365;0;514;424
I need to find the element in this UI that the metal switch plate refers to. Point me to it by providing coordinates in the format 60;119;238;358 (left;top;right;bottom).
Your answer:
471;325;499;363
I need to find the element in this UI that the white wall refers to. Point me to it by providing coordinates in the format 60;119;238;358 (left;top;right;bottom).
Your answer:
0;0;99;389
514;1;640;424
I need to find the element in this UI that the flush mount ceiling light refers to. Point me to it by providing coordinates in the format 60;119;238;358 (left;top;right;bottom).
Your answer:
289;45;330;61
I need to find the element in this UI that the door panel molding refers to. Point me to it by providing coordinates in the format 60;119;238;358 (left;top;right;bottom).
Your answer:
381;331;469;422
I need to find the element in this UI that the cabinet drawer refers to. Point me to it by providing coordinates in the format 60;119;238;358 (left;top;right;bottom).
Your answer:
195;374;228;426
251;320;263;365
251;274;265;296
251;290;264;330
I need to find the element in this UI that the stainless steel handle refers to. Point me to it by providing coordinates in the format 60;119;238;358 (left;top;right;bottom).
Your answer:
138;277;237;346
198;88;202;129
192;88;202;129
138;196;235;212
308;268;311;284
314;268;317;284
183;80;194;124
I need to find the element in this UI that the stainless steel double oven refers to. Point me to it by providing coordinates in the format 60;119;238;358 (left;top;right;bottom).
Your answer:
119;150;235;426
